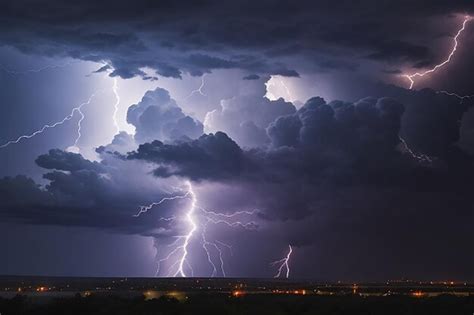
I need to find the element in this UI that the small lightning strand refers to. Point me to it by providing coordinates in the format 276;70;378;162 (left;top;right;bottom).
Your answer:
201;224;219;277
214;240;230;277
0;61;77;76
403;16;472;89
215;240;233;256
437;90;474;103
0;92;99;149
204;217;258;229
198;209;258;218
399;136;432;163
155;238;186;277
98;61;121;136
270;245;293;278
185;260;195;277
159;215;176;222
111;77;120;135
279;78;293;101
184;73;207;100
213;241;226;277
73;107;85;147
200;220;232;277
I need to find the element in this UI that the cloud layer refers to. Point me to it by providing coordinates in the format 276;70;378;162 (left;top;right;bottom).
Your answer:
1;87;472;278
1;0;473;81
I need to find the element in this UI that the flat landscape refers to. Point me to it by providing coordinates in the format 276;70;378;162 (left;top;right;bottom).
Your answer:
0;276;472;315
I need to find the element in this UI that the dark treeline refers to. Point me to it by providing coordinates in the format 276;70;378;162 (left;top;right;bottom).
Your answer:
0;294;472;315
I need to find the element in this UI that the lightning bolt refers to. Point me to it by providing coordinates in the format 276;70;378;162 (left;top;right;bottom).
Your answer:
93;61;122;136
403;15;472;89
0;92;99;149
397;15;473;162
174;181;198;277
111;77;121;135
72;105;86;149
184;73;207;100
134;181;258;277
270;245;293;278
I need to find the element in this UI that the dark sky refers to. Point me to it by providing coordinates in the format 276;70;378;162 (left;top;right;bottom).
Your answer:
0;0;473;281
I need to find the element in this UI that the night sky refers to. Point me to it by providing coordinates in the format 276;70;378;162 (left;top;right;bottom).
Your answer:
0;1;473;281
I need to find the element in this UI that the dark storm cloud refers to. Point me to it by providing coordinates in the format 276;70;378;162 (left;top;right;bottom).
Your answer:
135;96;408;183
355;83;474;157
128;94;473;280
242;74;260;80
130;94;474;226
129;132;246;181
35;149;104;172
1;0;473;79
267;115;302;147
187;54;237;70
366;40;432;64
93;64;111;73
0;146;190;237
3;90;470;232
0;175;50;206
460;107;474;155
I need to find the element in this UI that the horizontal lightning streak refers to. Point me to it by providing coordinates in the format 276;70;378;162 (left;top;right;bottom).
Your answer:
197;208;258;218
0;61;77;76
197;206;258;229
133;192;190;217
437;90;474;103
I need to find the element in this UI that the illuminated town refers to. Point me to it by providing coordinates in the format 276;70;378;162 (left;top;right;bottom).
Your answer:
1;276;472;300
